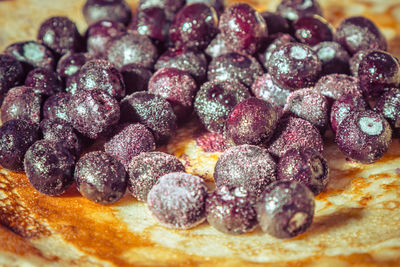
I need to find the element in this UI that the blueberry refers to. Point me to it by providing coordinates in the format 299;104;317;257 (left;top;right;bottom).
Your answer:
313;41;350;75
293;15;333;46
0;120;39;171
24;140;75;196
214;144;277;199
349;49;372;77
257;33;296;70
276;0;322;21
42;92;72;122
314;74;362;102
127;152;185;201
130;7;169;44
206;186;258;235
256;181;315;239
74;151;127;204
205;34;232;59
56;52;91;80
147;172;208;229
0;54;24;105
138;0;185;21
83;0;132;26
375;88;400;137
120;64;152;94
24;68;63;96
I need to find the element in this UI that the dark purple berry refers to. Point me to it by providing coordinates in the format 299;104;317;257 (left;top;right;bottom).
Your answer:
194;80;250;133
276;0;322;21
277;147;329;195
120;64;152;94
219;3;267;55
205;34;232;59
155;48;207;83
148;67;198;121
37;16;82;56
74;151;127;204
330;94;369;133
313;41;350;75
4;41;56;71
257;33;296;70
186;0;224;14
208;52;263;87
43;92;72;122
86;20;126;57
293;15;333;46
256;181;315;239
138;0;185;21
104;123;156;168
260;11;290;35
40;118;83;158
65;73;79;95
169;3;218;50
315;74;362;102
77;59;125;99
214;144;277;198
349;49;372;77
83;0;132;26
0;119;39;171
67;89;120;139
358;50;400;98
375;88;400;137
225;97;278;146
334;16;387;55
147;172;208;229
120;92;177;144
106;32;158;69
268;42;322;90
127;151;185;202
56;52;90;80
1;86;42;125
283;88;330;132
336;110;392;164
0;54;24;104
24;139;75;196
268;116;324;158
250;73;291;111
206;186;257;235
130;7;169;44
24;68;62;96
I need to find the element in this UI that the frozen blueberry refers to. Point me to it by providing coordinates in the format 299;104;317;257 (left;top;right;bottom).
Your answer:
214;145;277;198
68;89;120;139
256;181;315;239
148;67;198;121
4;41;56;71
257;33;296;70
56;52;90;80
334;16;387;55
349;49;372;77
0;54;24;104
169;3;218;50
315;74;362;102
313;41;350;75
250;73;291;111
194;80;250;133
276;0;322;21
155;48;207;84
293;15;333;46
40;118;83;158
375;88;400;137
120;64;152;94
268;42;322;91
127;151;185;201
358;50;400;98
268;116;324;158
120;92;177;144
24;139;75;196
138;0;185;21
277;147;329;195
0;119;39;171
219;3;267;55
205;34;233;59
104;123;156;168
1;86;42;125
24;68;62;96
83;0;132;26
86;20;126;57
37;16;82;56
208;52;263;88
225;97;278;146
206;186;258;235
336;110;392;164
76;59;125;99
147;172;208;229
42;92;72;122
75;151;127;204
330;94;369;133
260;11;290;35
106;32;158;69
283;88;330;132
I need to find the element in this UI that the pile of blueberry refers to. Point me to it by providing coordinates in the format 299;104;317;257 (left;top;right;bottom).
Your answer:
0;0;398;239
